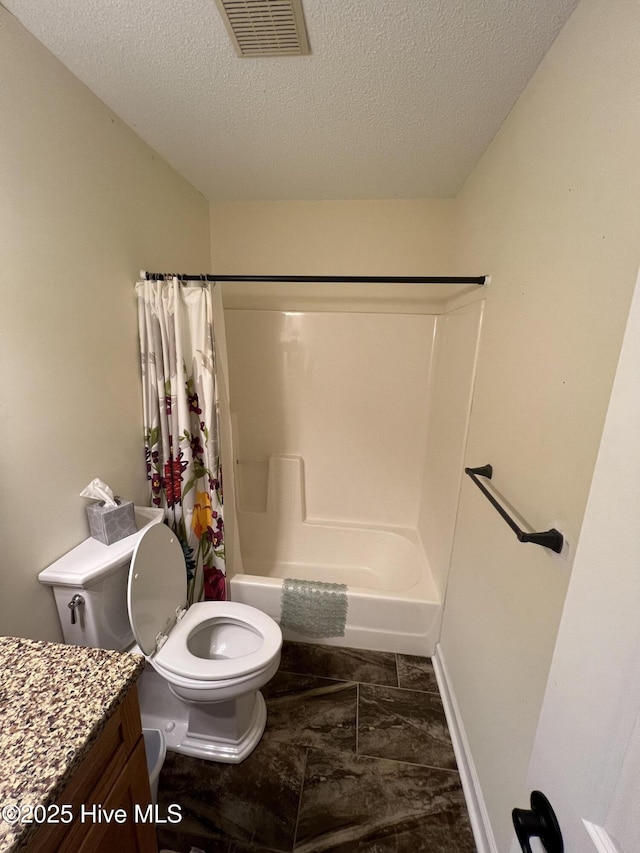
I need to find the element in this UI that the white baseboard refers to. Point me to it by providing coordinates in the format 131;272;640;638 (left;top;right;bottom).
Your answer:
433;643;498;853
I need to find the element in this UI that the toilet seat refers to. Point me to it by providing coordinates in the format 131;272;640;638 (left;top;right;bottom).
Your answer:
153;600;281;681
127;522;281;684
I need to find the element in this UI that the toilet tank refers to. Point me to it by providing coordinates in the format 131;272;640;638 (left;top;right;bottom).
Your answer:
50;561;133;650
39;507;164;650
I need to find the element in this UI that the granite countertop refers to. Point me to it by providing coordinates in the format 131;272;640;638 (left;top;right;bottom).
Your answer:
0;636;144;852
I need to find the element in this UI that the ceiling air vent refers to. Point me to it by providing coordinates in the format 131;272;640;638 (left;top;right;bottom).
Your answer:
214;0;310;57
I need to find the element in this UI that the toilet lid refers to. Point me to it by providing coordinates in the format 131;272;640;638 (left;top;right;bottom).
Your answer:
128;522;187;656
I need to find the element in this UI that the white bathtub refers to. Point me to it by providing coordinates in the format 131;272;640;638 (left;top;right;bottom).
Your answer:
229;456;442;656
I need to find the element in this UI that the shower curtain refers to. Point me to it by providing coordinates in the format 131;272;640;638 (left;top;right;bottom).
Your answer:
136;277;227;604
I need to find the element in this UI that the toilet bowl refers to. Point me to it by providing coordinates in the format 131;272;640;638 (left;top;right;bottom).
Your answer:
128;523;282;763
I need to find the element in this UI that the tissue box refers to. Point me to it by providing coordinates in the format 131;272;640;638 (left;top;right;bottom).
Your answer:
86;498;136;545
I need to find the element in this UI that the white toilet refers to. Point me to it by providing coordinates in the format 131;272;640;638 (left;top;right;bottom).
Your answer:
39;508;282;764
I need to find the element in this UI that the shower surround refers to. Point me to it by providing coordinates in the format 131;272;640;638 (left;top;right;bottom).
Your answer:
231;455;440;654
225;302;483;656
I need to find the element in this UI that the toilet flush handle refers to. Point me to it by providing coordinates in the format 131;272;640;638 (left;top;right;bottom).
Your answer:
68;594;84;625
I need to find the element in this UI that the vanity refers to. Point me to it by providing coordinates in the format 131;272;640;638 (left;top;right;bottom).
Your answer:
0;636;158;852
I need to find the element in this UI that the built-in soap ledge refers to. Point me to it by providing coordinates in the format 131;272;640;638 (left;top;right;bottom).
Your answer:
38;507;165;588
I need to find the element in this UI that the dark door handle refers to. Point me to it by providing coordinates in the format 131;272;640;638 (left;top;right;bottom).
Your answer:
512;791;564;853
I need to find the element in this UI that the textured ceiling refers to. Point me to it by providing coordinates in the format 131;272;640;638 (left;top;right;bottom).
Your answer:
2;0;580;201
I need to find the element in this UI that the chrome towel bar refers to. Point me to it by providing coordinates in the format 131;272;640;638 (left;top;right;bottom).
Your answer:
465;465;564;553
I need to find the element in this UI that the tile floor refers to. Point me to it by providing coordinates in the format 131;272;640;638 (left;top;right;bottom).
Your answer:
157;642;476;853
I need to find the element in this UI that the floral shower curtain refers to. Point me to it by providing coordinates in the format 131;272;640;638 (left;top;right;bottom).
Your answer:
136;277;226;604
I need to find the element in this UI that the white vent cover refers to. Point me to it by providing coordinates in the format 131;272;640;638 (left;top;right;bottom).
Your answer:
214;0;310;57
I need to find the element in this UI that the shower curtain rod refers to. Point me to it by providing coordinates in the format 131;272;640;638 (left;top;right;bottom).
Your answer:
141;272;487;285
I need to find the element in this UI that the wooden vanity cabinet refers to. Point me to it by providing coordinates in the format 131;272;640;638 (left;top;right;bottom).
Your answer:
30;685;158;853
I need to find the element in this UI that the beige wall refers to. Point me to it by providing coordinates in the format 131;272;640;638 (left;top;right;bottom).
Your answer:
210;199;454;275
441;0;640;848
0;9;210;642
210;199;459;313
